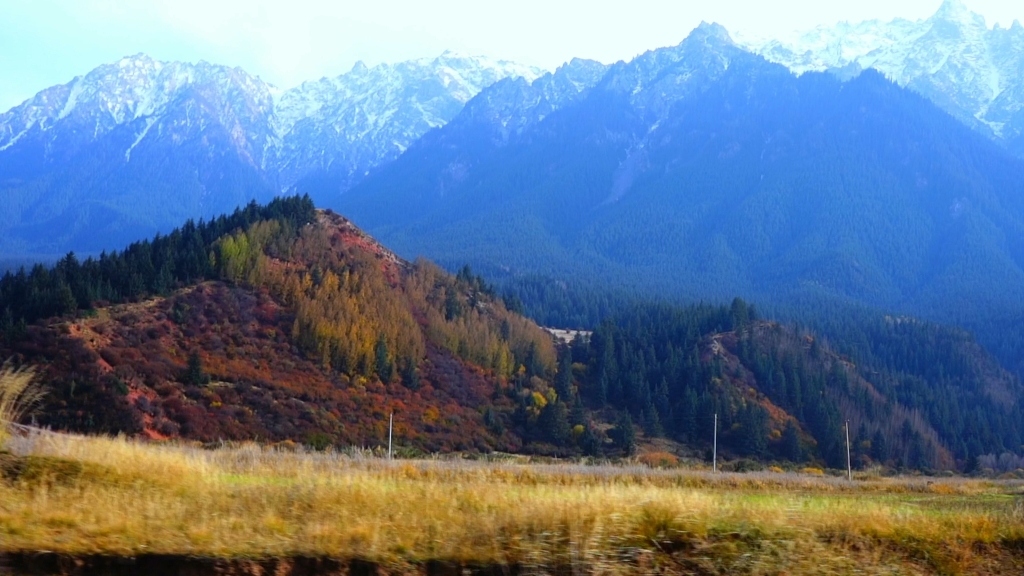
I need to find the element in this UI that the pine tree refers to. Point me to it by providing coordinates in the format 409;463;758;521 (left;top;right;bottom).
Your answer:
908;431;929;470
569;398;587;427
676;388;698;442
483;406;504;434
375;335;394;383
0;307;14;340
181;350;210;386
591;371;608;407
538;401;571;446
555;347;573;401
730;297;749;330
579;424;602;456
401;358;419;390
642;403;664;438
871;429;889;464
739;403;769;457
782;420;803;462
444;287;462;321
610;412;636;455
56;282;77;316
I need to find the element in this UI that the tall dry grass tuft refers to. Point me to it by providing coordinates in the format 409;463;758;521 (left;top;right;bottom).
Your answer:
0;361;46;447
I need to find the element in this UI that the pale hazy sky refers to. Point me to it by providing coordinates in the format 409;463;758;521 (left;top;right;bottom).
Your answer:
1;0;1021;111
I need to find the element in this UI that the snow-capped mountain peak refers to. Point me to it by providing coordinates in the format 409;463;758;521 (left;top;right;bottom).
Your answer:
932;0;983;25
0;53;278;164
0;48;545;197
737;0;1024;149
271;51;545;193
0;49;547;257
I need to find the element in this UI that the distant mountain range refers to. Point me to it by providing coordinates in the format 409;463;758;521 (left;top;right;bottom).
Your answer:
336;22;1024;371
2;0;1022;262
0;52;540;259
4;1;1024;369
0;55;278;258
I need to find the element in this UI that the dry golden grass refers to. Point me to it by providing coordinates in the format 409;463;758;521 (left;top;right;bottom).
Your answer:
0;363;45;446
1;430;1023;575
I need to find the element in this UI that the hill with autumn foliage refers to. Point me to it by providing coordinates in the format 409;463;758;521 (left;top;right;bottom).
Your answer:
0;197;558;452
1;197;1021;470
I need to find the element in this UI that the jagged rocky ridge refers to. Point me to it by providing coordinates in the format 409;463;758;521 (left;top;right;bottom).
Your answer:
275;51;543;196
737;0;1024;154
6;2;1024;259
0;52;541;259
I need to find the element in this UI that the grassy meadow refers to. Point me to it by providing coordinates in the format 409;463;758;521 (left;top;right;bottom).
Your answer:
1;428;1023;575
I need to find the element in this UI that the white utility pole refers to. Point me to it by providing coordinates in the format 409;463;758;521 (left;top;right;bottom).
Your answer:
388;412;394;460
713;413;718;473
845;420;852;482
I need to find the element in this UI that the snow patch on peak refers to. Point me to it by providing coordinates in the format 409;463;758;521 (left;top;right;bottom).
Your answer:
0;120;34;152
124;117;156;161
57;77;85;120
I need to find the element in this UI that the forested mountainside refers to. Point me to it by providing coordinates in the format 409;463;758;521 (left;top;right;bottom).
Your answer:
336;24;1024;378
1;198;1020;469
499;277;1024;469
0;197;557;452
569;301;1023;470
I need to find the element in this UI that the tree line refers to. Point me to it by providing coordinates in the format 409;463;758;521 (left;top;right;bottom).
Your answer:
0;195;317;339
